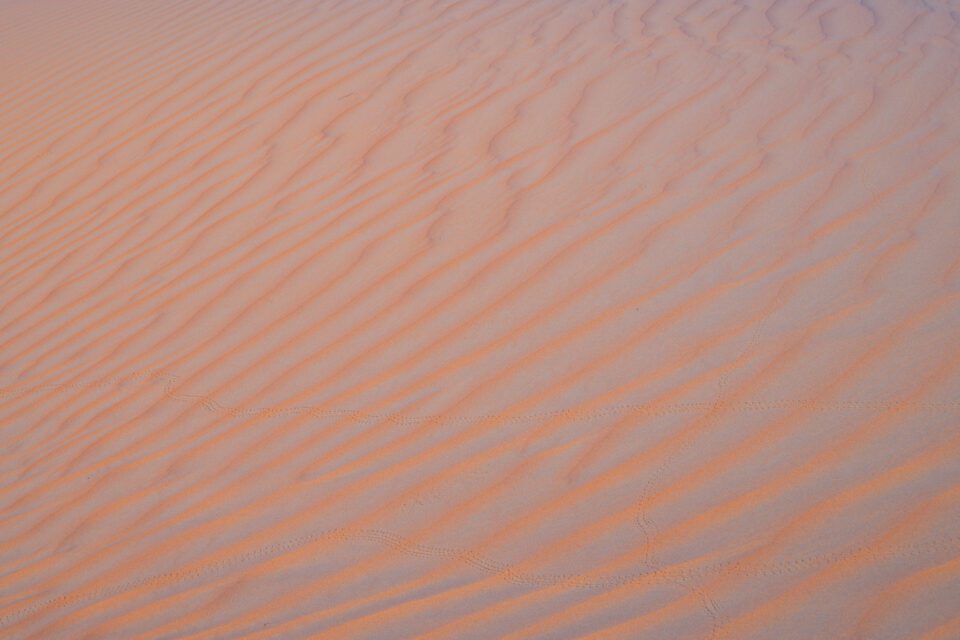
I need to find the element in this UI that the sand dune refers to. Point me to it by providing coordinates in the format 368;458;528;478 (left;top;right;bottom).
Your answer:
1;0;959;638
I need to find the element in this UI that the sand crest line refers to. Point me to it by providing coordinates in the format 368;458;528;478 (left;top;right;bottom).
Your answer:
2;519;958;630
2;369;958;428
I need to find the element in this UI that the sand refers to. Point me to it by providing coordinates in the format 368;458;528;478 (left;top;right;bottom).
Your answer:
1;0;959;638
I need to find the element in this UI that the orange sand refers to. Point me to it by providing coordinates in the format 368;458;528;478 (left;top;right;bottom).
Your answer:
1;1;959;638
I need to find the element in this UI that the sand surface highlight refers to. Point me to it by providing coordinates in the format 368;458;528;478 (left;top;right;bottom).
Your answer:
1;0;960;638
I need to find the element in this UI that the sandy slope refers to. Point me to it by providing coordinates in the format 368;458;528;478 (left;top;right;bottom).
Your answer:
1;0;959;638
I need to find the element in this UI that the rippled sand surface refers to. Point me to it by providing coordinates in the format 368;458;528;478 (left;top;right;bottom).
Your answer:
2;1;959;638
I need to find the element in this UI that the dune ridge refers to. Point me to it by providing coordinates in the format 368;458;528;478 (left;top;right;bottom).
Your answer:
2;0;959;638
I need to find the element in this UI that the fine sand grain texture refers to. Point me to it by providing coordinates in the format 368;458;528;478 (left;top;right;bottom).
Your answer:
2;1;960;638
